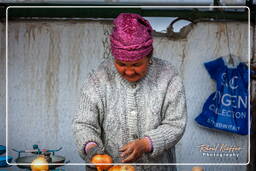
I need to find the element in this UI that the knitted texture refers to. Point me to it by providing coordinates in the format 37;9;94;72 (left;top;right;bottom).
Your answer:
73;57;187;171
110;13;153;61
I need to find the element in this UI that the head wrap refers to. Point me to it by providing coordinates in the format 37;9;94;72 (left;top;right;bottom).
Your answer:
110;13;153;61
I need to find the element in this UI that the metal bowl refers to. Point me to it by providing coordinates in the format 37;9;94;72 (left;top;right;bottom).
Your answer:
15;155;65;170
0;145;6;155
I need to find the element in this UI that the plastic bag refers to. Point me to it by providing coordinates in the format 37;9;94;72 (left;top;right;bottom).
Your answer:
195;56;249;135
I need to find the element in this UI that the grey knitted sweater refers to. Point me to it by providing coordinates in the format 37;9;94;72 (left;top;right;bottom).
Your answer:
73;57;187;171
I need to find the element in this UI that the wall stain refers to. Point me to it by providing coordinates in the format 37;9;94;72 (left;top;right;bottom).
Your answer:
236;25;242;56
67;24;84;91
0;24;5;63
215;22;226;41
45;26;60;142
208;23;218;55
24;23;46;103
14;27;19;42
180;41;186;79
23;24;38;118
25;23;37;46
214;23;230;56
0;24;5;109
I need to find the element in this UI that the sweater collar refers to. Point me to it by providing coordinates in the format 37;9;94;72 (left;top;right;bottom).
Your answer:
111;58;155;89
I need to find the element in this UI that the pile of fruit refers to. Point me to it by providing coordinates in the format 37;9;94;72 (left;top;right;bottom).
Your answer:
91;154;135;171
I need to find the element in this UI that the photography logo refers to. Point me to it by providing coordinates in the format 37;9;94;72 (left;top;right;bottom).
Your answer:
198;144;242;158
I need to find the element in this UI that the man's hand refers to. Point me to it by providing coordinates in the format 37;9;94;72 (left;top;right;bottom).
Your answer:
119;138;151;163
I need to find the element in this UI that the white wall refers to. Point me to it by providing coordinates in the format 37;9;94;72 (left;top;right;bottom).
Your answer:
0;20;251;171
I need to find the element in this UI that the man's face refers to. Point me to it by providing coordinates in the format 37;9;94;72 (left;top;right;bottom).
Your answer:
114;56;149;82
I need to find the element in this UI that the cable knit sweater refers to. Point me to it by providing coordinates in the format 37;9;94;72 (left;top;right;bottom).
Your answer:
73;57;187;171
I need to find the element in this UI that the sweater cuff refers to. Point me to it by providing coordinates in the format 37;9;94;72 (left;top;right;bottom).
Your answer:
144;130;167;157
84;142;97;154
144;136;153;153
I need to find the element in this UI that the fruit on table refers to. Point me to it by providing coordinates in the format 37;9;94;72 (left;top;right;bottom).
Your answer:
30;155;49;171
108;165;135;171
91;154;113;171
192;166;204;171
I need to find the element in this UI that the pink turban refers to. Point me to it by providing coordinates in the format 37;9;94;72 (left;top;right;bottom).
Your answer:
110;13;153;61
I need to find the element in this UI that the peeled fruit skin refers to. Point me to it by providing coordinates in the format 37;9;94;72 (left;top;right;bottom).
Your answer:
108;165;135;171
30;155;49;171
91;154;113;171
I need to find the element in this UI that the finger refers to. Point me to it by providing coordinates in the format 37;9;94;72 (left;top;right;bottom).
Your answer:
121;151;137;163
120;147;133;158
119;144;129;152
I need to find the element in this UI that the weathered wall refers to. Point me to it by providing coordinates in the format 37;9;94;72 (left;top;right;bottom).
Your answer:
0;20;6;146
0;20;251;171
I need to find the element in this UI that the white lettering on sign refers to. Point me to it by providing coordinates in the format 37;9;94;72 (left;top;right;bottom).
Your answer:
212;91;247;109
207;118;241;131
212;91;221;103
230;76;239;89
238;96;247;108
209;104;246;119
207;72;247;125
221;73;239;90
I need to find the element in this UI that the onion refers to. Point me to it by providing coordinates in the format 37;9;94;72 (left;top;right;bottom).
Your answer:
91;154;113;171
30;155;49;171
108;165;135;171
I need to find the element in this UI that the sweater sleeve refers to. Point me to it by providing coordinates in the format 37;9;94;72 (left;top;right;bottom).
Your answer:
144;74;187;158
72;72;104;161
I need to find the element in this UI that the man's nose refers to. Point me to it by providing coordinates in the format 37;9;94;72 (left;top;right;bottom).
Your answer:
125;68;135;76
